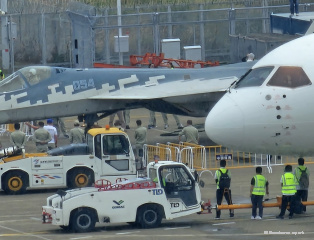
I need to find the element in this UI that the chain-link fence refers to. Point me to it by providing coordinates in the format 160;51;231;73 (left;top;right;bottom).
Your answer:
2;1;314;72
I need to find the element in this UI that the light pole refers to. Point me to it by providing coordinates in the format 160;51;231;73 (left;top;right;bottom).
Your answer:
117;0;123;65
1;0;9;70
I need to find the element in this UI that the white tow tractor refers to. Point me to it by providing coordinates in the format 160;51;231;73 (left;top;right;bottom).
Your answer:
42;161;207;232
0;127;137;194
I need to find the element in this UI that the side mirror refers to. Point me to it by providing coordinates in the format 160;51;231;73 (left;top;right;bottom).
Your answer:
199;180;205;188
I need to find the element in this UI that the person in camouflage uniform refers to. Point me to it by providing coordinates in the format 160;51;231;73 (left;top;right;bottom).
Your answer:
33;121;52;153
10;123;27;150
69;120;85;144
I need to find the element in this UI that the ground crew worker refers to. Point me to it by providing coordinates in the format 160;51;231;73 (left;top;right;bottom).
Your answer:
45;119;58;149
276;165;298;219
148;111;183;129
148;110;157;129
152;166;166;187
69;120;85;144
25;120;57;149
161;113;184;129
294;157;310;212
10;123;27;152
178;120;199;144
124;110;130;129
214;159;234;219
0;69;4;80
33;121;52;153
51;117;68;138
153;175;166;187
109;111;126;129
250;166;269;220
134;119;147;169
114;120;125;132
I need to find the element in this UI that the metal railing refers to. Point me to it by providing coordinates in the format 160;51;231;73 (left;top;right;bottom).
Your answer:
143;141;314;175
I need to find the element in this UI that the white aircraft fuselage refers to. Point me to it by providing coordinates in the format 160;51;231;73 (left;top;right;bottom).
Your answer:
205;34;314;157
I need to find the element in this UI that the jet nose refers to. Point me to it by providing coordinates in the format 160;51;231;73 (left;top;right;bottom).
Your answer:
205;94;244;149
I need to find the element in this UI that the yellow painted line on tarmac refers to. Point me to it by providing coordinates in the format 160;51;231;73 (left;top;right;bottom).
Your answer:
0;232;48;237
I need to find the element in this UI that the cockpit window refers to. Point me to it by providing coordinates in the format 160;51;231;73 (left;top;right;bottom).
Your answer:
19;66;52;86
0;66;52;93
267;66;311;88
235;66;274;89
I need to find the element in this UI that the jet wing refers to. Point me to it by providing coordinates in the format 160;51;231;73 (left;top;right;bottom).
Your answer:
89;76;235;100
88;62;253;117
90;61;253;100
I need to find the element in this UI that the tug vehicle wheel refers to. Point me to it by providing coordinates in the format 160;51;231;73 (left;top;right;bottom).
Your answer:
137;205;162;228
67;168;93;189
70;208;96;233
3;171;27;195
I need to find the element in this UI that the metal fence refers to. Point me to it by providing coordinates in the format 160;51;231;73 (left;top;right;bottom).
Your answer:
143;141;314;176
2;2;314;72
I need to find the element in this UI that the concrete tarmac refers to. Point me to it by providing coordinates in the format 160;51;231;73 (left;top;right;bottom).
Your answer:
1;108;314;239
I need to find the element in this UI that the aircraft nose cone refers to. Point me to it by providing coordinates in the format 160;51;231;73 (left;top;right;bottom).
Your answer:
205;94;244;149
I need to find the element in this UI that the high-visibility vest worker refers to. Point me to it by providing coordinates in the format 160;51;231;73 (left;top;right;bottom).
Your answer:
0;69;4;80
215;168;230;189
281;172;297;195
252;175;267;195
153;176;166;187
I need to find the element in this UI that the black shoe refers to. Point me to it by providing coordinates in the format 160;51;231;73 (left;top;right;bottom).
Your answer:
126;125;130;129
230;213;234;218
289;215;293;219
276;215;284;219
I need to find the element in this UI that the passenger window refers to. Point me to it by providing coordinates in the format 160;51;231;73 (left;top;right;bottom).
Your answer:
235;66;274;89
267;66;311;88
